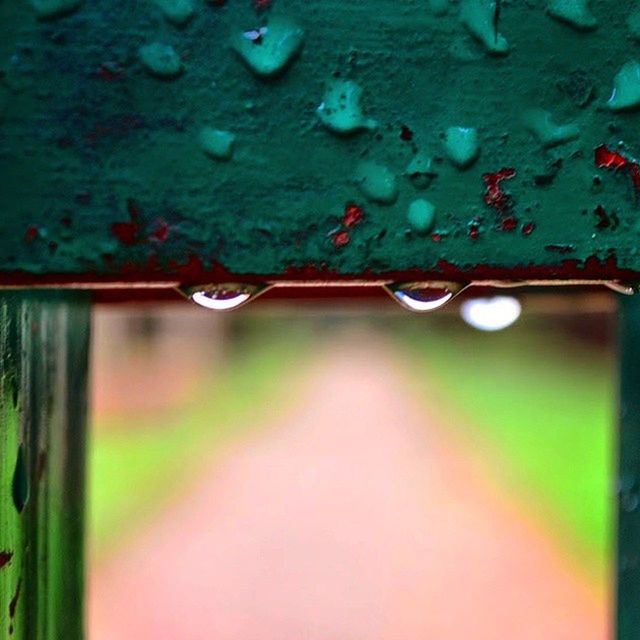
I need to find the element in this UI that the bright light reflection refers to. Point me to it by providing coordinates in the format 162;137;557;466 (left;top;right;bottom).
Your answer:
191;291;251;311
460;296;522;331
393;289;454;312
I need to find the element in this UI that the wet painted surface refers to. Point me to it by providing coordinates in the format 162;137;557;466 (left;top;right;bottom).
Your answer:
1;0;640;285
0;293;90;640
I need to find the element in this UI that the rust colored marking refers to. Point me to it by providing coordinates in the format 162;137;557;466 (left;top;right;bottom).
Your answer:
595;145;627;170
0;551;13;569
343;203;364;228
333;231;350;248
111;199;143;246
595;144;640;199
111;222;139;246
24;226;39;243
500;216;518;232
400;125;414;142
151;220;170;242
483;168;516;214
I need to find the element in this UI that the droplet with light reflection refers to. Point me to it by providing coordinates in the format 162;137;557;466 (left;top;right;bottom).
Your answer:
185;284;268;311
385;282;467;312
460;296;522;331
604;281;636;296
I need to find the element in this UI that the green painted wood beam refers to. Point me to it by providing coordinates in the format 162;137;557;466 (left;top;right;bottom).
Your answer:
618;296;640;640
0;292;90;640
2;0;640;288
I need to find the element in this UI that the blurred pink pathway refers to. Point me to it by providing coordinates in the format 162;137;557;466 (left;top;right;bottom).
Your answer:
89;336;607;640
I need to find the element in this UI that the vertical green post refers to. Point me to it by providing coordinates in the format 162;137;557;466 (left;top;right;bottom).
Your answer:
618;295;640;639
0;292;90;640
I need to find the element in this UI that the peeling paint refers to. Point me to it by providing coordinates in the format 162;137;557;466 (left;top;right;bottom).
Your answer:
0;1;639;285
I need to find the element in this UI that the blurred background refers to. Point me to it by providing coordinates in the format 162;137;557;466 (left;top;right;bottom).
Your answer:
87;291;615;640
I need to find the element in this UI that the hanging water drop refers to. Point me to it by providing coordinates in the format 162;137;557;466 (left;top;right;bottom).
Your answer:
604;281;636;296
180;283;269;311
384;282;466;312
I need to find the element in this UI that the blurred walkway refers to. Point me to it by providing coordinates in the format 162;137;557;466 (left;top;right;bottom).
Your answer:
89;334;607;640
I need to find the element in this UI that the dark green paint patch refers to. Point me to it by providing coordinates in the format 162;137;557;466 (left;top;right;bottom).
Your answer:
11;446;29;514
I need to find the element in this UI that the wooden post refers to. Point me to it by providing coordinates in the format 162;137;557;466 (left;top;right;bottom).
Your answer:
0;292;90;640
618;295;640;638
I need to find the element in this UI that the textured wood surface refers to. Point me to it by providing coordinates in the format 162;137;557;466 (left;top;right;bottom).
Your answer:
1;0;639;287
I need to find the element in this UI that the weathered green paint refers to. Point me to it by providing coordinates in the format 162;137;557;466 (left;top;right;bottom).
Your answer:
1;1;640;286
0;292;90;640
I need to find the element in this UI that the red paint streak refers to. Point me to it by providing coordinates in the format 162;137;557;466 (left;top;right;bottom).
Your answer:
0;253;634;298
483;168;516;213
431;233;442;242
112;199;143;246
9;579;21;619
522;222;536;236
400;125;414;142
595;145;627;170
501;216;518;232
24;226;39;243
595;144;640;199
111;222;139;246
0;551;13;569
151;220;170;242
343;203;364;228
333;231;350;248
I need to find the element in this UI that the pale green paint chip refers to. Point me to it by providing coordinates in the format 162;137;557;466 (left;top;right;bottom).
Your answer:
443;126;480;169
355;161;399;205
199;127;236;161
231;17;304;78
523;109;581;148
139;42;184;78
408;199;436;234
317;79;378;136
606;61;640;111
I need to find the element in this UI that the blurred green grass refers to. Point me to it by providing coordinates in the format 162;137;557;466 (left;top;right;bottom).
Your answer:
89;322;311;557
401;317;614;582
